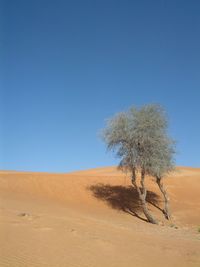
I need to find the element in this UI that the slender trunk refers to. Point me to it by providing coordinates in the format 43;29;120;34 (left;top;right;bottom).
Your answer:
132;169;158;224
131;167;136;183
156;176;171;220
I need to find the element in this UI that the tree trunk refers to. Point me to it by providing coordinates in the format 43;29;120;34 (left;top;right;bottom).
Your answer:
132;169;158;224
156;176;171;220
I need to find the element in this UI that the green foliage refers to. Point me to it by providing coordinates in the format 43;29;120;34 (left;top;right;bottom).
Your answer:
102;104;176;178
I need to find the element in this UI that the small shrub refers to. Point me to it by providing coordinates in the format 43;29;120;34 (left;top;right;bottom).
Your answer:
170;223;178;229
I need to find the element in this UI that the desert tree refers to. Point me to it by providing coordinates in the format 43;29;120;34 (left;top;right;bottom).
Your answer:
102;104;175;224
145;137;175;220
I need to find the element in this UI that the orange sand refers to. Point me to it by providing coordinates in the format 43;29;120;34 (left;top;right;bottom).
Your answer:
0;166;200;267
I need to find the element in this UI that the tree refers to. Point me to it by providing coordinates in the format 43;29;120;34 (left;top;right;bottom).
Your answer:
102;104;175;224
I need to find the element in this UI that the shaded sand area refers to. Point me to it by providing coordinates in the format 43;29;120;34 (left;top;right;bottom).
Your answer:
0;167;200;267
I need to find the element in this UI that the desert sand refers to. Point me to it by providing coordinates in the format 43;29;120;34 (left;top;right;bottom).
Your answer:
0;166;200;267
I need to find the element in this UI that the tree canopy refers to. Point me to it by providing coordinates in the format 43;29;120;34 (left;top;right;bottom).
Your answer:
102;104;176;223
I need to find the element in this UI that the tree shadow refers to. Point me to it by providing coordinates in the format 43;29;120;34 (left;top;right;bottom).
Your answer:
88;183;160;223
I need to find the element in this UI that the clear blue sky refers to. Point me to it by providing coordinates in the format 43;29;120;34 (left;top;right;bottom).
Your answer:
1;0;200;172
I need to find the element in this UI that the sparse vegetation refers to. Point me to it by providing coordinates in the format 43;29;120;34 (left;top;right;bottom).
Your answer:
170;223;178;229
102;104;176;224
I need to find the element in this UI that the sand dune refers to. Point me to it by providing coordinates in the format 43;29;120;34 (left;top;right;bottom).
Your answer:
0;167;200;267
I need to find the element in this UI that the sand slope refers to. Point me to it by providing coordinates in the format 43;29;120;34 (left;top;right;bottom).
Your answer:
0;167;200;267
